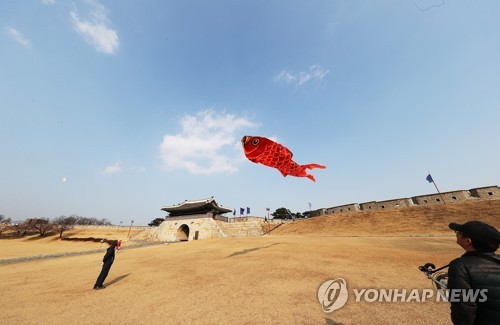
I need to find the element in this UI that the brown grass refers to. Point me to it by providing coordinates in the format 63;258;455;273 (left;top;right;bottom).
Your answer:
0;200;498;325
273;200;500;236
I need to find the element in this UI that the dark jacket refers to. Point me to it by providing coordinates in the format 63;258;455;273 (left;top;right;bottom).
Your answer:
447;251;500;325
102;246;115;265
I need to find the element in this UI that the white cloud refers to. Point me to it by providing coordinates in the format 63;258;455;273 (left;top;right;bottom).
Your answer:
159;110;257;175
41;0;56;5
70;1;119;55
4;27;32;47
275;65;330;86
103;161;122;175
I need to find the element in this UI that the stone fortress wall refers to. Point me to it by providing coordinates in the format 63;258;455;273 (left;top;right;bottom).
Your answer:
146;213;226;242
310;185;500;217
146;212;264;242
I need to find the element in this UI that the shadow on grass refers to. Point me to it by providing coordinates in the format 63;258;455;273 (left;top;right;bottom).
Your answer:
106;273;132;287
26;233;58;241
61;237;106;243
0;234;33;240
227;243;281;257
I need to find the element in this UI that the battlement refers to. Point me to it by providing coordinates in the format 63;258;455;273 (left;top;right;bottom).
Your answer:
311;185;499;217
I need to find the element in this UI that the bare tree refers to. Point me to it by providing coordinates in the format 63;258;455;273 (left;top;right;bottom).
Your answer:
70;216;112;226
65;215;78;225
99;218;112;225
0;216;11;237
12;223;30;237
0;216;11;224
52;216;76;238
31;219;52;237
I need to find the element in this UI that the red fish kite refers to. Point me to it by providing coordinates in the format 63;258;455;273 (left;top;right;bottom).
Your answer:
241;135;326;182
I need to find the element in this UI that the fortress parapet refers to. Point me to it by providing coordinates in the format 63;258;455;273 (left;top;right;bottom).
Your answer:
312;185;499;217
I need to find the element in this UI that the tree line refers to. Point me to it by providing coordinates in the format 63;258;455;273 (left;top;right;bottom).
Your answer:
270;207;311;220
0;214;112;238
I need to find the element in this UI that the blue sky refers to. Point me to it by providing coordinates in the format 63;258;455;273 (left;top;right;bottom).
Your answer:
1;0;499;225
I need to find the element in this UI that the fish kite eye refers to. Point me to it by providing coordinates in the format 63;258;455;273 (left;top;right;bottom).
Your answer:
252;138;260;146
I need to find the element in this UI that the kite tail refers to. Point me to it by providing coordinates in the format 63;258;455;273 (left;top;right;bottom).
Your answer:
303;164;326;170
300;164;327;182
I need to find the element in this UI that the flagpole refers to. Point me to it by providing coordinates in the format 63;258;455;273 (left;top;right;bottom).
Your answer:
428;172;446;204
127;220;134;239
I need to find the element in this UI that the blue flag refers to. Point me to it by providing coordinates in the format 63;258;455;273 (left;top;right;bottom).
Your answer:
240;207;244;215
233;209;236;216
246;207;250;214
426;174;433;183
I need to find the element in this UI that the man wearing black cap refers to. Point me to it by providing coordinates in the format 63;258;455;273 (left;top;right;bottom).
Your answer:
447;221;500;325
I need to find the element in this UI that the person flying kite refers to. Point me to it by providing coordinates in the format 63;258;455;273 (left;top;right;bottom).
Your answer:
241;135;326;182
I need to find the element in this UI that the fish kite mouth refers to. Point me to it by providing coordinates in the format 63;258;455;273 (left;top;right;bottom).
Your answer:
242;136;250;146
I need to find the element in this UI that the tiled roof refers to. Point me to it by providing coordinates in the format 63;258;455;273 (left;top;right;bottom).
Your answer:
161;197;232;216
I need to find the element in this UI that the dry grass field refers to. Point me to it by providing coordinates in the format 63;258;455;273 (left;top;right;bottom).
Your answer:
1;200;499;325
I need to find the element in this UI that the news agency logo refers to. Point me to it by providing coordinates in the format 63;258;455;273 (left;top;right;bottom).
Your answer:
317;278;349;313
318;279;488;313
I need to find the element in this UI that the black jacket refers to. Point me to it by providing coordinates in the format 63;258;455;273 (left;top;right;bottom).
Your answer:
102;246;115;265
447;251;500;325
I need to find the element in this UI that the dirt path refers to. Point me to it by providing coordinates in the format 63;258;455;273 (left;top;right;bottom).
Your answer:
0;240;166;265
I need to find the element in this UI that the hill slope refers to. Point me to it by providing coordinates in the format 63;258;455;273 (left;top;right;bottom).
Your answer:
271;199;500;236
